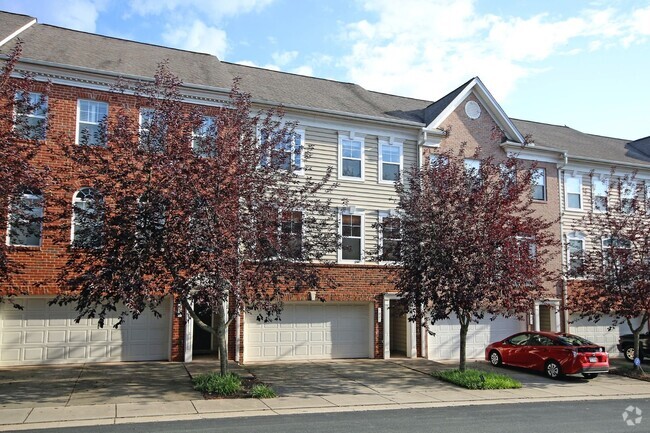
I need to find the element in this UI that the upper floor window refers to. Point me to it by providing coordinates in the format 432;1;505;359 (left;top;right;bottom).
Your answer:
72;188;103;248
340;211;363;262
592;178;609;212
139;108;166;152
379;141;402;183
602;236;632;267
262;129;304;173
77;100;108;146
339;137;364;180
7;188;43;247
429;154;448;167
280;210;303;259
192;116;217;157
532;168;546;201
380;215;401;262
14;92;47;140
621;181;636;214
567;232;585;277
136;192;166;248
464;158;481;188
565;175;582;210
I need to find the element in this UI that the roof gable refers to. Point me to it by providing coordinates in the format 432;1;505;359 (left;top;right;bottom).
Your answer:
424;77;525;144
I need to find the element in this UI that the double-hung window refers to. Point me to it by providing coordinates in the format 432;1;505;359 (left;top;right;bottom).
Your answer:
380;215;401;261
15;92;47;140
464;158;481;188
280;210;303;259
621;181;636;214
602;237;632;267
72;188;103;248
7;189;43;247
139;108;166;152
77;100;108;146
340;211;363;262
592;178;609;212
565;175;582;210
339;137;364;180
567;232;585;276
379;141;402;183
532;168;546;201
192;116;217;157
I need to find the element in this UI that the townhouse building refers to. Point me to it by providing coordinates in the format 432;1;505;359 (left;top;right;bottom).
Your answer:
0;10;645;366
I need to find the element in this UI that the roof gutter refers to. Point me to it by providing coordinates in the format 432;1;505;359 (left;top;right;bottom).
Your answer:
6;56;426;130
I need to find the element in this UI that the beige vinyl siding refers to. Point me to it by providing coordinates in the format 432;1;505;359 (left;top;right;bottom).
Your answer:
560;170;650;270
304;126;417;262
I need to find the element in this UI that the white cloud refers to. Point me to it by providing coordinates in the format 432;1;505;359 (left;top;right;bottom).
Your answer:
128;0;274;21
340;0;650;102
0;0;106;33
291;65;314;76
271;50;299;66
162;20;227;57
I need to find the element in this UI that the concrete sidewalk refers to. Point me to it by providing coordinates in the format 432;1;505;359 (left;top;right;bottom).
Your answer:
2;359;650;431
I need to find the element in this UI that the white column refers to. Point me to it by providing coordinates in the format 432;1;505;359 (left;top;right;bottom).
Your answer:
184;299;194;363
533;303;540;332
383;296;391;359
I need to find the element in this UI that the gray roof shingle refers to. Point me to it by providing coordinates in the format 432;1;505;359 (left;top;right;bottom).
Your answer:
0;11;34;45
513;119;650;166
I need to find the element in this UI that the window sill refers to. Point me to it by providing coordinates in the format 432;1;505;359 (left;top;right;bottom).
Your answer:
338;176;365;182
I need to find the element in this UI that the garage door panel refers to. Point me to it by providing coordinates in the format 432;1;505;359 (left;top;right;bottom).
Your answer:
245;303;370;362
569;314;638;356
0;297;171;365
428;316;525;360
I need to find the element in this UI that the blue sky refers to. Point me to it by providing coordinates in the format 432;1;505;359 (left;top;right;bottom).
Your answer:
3;0;649;140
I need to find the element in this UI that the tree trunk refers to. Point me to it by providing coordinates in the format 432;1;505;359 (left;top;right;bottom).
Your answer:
214;298;229;376
628;314;649;373
459;314;469;372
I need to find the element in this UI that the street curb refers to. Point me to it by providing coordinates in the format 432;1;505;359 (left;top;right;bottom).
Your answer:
2;393;650;431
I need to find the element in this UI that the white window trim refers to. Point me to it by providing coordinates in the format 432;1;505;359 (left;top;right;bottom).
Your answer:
378;140;403;184
338;134;365;182
532;168;546;201
592;177;609;213
257;128;306;175
338;207;365;263
620;180;637;213
6;191;43;248
76;99;108;146
566;231;585;278
565;174;583;211
71;187;102;247
13;92;47;139
192;115;217;157
378;210;401;264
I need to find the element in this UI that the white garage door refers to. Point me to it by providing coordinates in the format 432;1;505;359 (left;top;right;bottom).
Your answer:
428;316;525;360
569;314;636;356
245;303;371;362
0;297;171;365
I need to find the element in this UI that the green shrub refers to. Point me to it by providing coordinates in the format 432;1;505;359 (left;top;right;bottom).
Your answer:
432;369;521;390
251;384;277;398
193;372;242;395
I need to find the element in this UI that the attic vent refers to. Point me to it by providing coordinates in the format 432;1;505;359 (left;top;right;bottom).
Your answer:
465;101;481;120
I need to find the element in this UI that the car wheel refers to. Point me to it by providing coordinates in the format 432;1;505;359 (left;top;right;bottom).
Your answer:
623;346;636;362
545;360;562;379
489;350;502;367
582;373;598;379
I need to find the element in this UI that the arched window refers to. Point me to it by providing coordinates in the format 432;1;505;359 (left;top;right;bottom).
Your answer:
72;188;103;248
7;188;43;247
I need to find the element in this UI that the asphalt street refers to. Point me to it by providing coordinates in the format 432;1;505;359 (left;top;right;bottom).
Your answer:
15;398;650;433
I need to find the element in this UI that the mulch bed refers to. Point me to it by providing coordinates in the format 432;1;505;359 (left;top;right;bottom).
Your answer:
609;367;650;382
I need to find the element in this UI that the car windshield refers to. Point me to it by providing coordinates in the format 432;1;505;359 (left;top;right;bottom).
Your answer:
557;334;595;346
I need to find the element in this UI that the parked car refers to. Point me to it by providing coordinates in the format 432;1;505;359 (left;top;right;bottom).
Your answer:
485;331;609;379
617;333;649;362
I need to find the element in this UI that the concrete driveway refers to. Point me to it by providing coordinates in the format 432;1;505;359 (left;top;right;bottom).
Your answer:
0;362;201;409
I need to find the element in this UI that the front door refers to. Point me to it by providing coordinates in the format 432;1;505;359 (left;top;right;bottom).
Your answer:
192;304;214;354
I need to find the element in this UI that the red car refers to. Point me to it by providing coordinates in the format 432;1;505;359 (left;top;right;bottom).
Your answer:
485;331;609;379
